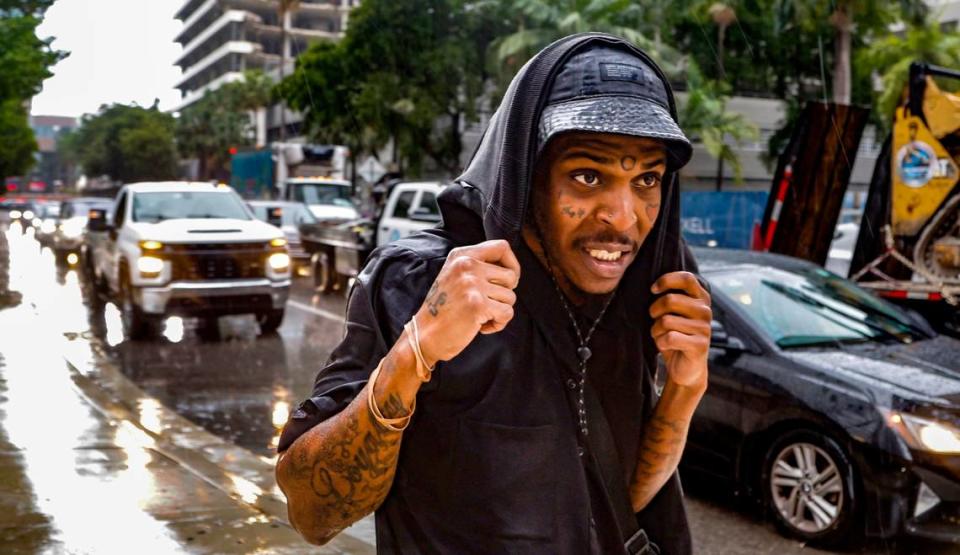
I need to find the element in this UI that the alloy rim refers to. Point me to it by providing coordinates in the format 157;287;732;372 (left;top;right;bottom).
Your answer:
770;441;844;533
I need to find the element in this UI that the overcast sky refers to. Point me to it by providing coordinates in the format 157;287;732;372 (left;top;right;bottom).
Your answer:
30;0;183;118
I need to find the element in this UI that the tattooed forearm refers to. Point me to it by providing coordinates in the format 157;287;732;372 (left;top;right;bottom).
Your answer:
629;381;704;512
277;352;419;545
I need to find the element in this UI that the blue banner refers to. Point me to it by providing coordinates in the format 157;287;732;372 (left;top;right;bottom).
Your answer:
680;191;769;249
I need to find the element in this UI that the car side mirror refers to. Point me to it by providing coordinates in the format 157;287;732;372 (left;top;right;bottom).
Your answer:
710;319;746;351
86;209;111;232
408;207;441;223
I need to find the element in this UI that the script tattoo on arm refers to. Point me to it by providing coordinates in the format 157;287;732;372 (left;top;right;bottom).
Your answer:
277;356;410;545
629;411;691;512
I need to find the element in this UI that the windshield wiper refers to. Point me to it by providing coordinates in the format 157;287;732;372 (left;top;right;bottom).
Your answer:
761;280;906;345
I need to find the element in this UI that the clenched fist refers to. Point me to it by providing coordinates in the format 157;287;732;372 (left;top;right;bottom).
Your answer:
649;271;712;388
415;240;521;367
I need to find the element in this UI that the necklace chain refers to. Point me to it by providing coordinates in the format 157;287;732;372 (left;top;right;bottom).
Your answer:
535;230;616;446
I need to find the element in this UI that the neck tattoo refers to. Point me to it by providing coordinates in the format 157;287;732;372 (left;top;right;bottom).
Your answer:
620;155;636;171
535;227;616;453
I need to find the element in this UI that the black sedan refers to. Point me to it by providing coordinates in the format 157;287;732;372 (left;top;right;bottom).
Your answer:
685;248;960;548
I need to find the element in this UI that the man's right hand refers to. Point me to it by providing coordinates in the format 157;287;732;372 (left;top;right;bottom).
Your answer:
415;239;521;367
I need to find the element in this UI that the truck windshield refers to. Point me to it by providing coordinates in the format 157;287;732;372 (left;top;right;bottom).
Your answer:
709;265;928;348
290;182;353;207
132;191;250;222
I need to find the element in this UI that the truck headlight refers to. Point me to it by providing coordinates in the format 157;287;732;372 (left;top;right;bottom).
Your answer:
268;252;290;272
22;210;34;220
10;210;21;219
137;255;164;276
886;411;960;454
40;220;56;234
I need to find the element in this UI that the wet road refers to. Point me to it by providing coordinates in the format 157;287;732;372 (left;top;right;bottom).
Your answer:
3;224;954;554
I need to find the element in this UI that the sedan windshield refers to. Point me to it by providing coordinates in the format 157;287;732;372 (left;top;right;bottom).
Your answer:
132;191;250;222
709;265;926;348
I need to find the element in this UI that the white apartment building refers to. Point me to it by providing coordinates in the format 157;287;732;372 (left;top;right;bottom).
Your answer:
174;0;358;138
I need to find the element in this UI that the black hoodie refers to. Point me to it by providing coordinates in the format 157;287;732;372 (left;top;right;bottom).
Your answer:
279;33;695;554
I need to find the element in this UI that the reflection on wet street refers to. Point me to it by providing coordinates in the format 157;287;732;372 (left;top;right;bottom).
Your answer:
0;224;367;553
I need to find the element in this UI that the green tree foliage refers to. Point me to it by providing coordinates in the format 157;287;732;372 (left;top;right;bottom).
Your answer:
494;0;757;183
858;18;960;126
0;100;37;179
681;65;758;184
63;104;178;183
278;0;511;175
176;70;274;179
0;0;65;179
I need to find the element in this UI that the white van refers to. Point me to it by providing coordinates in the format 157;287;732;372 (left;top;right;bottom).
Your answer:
376;182;445;246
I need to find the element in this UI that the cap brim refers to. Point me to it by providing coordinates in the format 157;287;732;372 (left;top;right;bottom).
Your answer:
539;97;693;169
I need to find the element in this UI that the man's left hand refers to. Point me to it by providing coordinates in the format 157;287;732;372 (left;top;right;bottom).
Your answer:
649;271;712;388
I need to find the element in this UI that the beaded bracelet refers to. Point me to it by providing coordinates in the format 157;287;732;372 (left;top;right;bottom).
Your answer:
367;360;414;432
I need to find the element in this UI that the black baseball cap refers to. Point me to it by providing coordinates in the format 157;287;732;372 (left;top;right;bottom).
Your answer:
537;44;693;169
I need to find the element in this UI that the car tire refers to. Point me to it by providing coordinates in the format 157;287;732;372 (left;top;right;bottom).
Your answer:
120;279;157;341
257;309;284;334
313;251;336;294
761;428;861;548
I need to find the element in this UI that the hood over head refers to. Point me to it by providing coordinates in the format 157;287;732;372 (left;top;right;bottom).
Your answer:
438;33;691;324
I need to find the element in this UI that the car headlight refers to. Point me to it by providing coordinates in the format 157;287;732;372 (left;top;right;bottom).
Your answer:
23;210;34;220
136;255;164;276
10;210;21;219
40;220;56;234
268;252;290;271
886;411;960;454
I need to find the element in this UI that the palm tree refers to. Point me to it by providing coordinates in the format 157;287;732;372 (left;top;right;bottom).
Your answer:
706;2;737;189
492;0;687;81
775;0;927;105
278;0;301;140
232;69;275;147
858;18;960;125
680;64;759;188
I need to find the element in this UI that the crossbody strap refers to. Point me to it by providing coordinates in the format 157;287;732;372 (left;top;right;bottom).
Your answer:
582;381;659;555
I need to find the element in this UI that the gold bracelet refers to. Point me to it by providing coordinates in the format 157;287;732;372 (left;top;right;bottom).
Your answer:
404;315;435;382
367;359;414;432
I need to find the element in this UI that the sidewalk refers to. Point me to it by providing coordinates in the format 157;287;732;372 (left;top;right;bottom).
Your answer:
0;226;375;554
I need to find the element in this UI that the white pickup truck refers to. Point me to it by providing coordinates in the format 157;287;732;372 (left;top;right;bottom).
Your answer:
86;182;291;339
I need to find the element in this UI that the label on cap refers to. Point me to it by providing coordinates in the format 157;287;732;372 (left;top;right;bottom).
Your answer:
600;63;647;84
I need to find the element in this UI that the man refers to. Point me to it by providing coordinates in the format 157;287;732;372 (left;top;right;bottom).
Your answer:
276;33;711;554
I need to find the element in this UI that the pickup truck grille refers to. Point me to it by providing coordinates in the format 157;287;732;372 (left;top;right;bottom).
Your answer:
167;242;270;280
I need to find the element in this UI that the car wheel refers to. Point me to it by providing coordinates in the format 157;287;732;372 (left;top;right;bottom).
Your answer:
313;252;336;294
762;429;860;547
257;309;284;334
120;280;157;341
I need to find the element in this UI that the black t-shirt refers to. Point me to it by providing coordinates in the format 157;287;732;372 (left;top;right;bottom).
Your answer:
279;233;692;554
